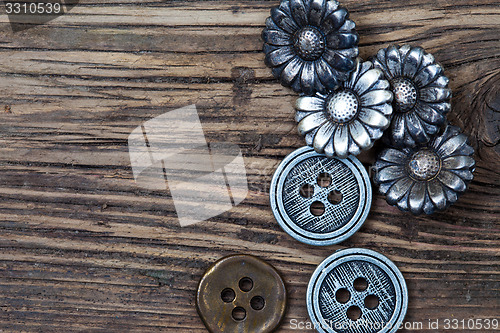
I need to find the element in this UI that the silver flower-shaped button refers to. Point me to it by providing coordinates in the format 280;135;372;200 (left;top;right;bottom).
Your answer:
296;58;393;158
262;0;359;95
372;45;451;148
374;124;475;215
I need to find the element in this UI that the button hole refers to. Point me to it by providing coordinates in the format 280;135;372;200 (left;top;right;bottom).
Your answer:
299;184;314;199
353;277;368;291
335;288;350;303
221;288;235;303
347;305;362;321
364;294;379;309
327;189;343;205
310;201;325;216
317;172;332;187
299;183;314;198
250;296;265;311
239;277;253;292
232;306;246;321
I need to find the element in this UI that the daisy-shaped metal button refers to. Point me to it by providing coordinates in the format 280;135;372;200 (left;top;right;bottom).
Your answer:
307;248;408;333
262;0;359;95
296;58;393;158
372;44;451;147
374;124;475;215
270;146;371;245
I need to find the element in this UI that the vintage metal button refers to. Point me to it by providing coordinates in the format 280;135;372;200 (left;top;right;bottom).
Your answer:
374;124;475;215
262;0;359;95
295;58;393;158
371;44;451;148
270;146;371;246
307;248;408;333
196;254;286;333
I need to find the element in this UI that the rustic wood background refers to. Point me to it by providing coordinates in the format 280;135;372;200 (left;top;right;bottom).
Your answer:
0;0;499;332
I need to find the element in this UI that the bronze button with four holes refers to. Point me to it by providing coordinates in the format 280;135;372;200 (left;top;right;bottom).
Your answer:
196;254;286;332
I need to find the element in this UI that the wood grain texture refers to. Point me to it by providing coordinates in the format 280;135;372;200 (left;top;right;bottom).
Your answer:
0;0;499;332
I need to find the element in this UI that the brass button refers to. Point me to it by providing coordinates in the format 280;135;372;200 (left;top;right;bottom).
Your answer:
196;254;287;333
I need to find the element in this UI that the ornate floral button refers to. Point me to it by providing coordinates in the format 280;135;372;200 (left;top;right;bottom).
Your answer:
307;248;408;333
295;58;393;158
262;0;359;95
374;124;475;215
196;255;286;333
270;146;371;245
372;44;451;148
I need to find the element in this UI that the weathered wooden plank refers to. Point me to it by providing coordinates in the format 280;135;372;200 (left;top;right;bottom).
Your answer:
0;0;499;332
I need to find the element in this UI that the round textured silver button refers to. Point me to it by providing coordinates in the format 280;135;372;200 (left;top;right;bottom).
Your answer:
307;248;408;333
270;146;371;246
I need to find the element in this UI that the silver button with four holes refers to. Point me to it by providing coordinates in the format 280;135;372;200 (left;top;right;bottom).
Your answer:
270;146;372;246
307;248;408;333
